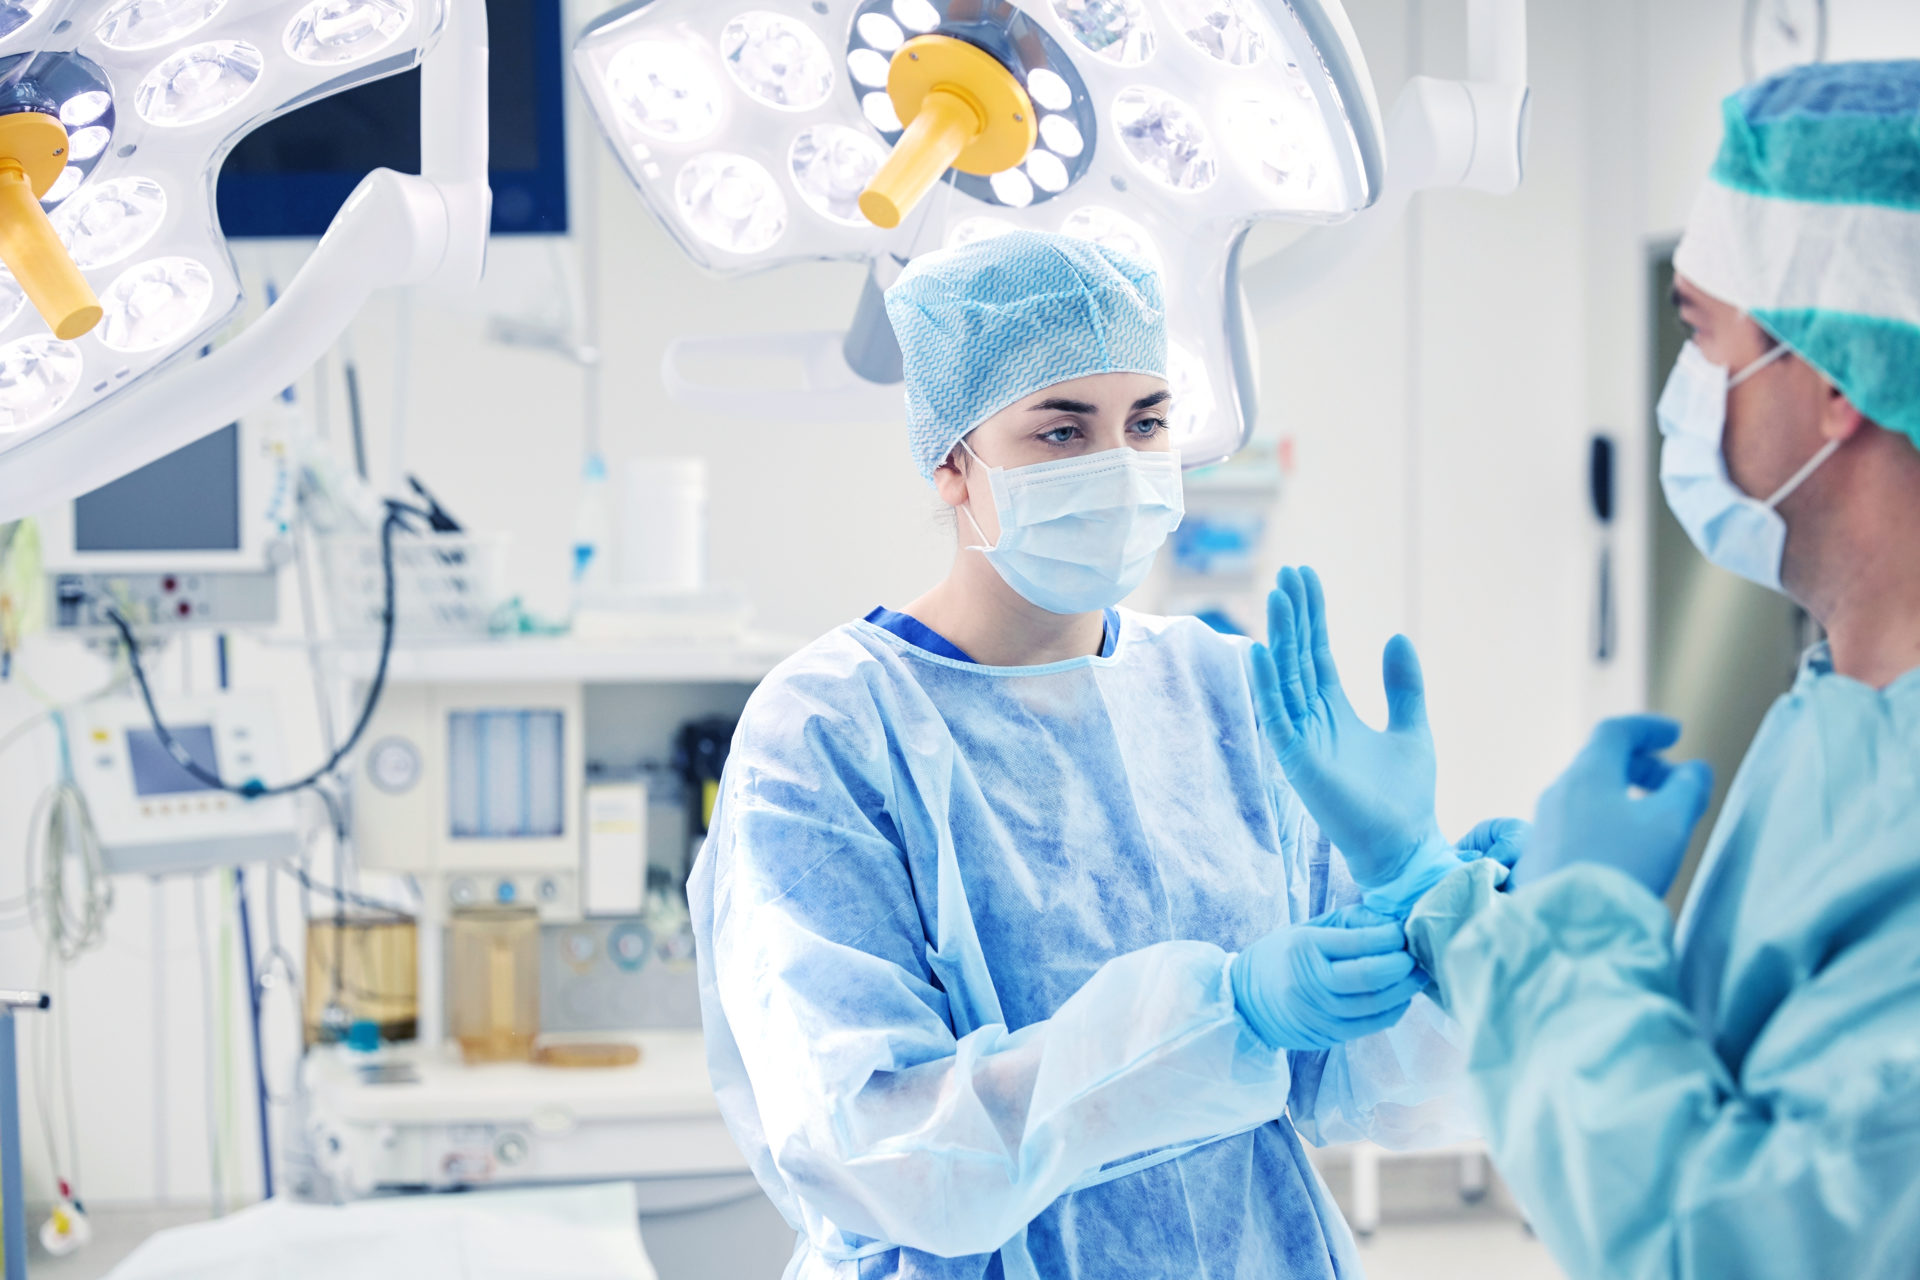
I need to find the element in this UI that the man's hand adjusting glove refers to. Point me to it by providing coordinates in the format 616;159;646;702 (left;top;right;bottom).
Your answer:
1230;907;1426;1051
1251;567;1463;915
1511;714;1713;897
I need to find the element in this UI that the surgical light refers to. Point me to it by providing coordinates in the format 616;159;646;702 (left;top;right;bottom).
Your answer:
0;0;492;519
97;255;212;352
55;176;166;270
284;0;411;66
1113;85;1216;193
0;335;80;432
135;39;265;126
574;0;1530;466
720;12;835;111
675;151;787;254
1051;0;1155;66
606;41;723;142
94;0;224;51
1163;0;1265;65
789;123;886;224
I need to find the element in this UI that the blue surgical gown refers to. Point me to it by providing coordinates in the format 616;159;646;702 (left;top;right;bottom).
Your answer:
1407;645;1920;1279
690;609;1474;1280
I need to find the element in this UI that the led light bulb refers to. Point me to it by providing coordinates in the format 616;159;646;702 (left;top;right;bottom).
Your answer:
1026;150;1068;193
1040;114;1084;157
720;12;834;111
136;40;264;127
59;92;111;127
604;41;722;143
99;257;214;353
66;125;109;161
990;168;1034;208
95;0;225;51
0;337;81;433
1162;0;1267;66
856;13;903;52
1027;68;1072;112
53;176;167;270
1050;0;1155;66
675;152;786;255
1225;93;1333;206
945;216;1016;249
1060;204;1162;272
848;47;889;88
39;167;81;206
790;124;886;226
892;0;938;33
1112;86;1216;192
285;0;410;65
861;90;901;133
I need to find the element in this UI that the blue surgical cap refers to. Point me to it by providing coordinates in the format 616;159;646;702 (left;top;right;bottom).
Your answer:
1674;60;1920;451
884;230;1167;481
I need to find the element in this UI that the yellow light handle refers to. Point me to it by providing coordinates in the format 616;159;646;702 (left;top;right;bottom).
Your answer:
0;162;100;341
859;89;984;231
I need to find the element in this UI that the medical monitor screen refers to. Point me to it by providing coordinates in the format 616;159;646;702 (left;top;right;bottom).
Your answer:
216;0;567;236
74;424;241;554
127;725;221;797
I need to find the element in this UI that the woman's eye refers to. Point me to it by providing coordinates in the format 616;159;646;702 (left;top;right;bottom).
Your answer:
1131;417;1169;435
1040;425;1082;445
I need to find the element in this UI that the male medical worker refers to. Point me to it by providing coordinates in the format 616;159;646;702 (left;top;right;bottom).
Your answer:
1255;60;1920;1279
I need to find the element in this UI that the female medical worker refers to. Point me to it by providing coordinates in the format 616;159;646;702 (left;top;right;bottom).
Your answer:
690;231;1504;1280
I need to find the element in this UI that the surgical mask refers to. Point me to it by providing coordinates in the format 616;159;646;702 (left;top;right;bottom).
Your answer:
957;442;1185;615
1657;340;1843;593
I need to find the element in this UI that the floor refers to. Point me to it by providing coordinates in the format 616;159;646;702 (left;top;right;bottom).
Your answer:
28;1153;1566;1280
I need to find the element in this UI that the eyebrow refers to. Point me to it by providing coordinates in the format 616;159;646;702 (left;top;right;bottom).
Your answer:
1028;390;1174;415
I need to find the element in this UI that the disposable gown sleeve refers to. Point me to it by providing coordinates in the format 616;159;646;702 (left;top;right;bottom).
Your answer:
1267;776;1477;1151
1406;859;1920;1280
698;689;1297;1262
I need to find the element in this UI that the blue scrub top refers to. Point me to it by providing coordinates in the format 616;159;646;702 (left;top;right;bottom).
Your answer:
863;606;1121;664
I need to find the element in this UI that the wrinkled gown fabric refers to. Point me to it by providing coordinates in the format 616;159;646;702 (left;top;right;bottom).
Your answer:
692;610;1474;1279
1408;645;1920;1280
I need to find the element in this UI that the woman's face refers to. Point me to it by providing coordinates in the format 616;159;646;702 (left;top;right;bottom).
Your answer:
933;369;1175;542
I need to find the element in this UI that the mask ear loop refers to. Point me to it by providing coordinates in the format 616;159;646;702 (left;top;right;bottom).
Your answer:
1728;340;1793;389
954;438;997;553
1764;436;1844;509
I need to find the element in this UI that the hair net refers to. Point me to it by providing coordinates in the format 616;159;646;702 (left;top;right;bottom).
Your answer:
1674;60;1920;451
884;230;1167;481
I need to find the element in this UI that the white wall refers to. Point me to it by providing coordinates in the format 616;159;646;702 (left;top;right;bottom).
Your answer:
6;0;1917;1216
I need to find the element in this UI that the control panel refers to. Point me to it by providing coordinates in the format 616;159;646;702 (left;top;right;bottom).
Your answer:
52;571;279;633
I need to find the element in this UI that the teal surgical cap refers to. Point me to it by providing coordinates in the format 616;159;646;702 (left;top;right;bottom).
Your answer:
885;230;1167;481
1674;59;1920;451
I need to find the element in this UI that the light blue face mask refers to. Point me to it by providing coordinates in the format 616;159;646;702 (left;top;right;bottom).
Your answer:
1657;340;1843;593
959;442;1185;616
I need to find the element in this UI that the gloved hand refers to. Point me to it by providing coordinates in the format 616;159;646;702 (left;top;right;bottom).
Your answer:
1251;567;1457;912
1456;818;1530;872
1510;715;1715;897
1230;906;1427;1051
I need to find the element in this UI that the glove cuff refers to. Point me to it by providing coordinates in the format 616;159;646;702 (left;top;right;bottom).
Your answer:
1360;834;1465;917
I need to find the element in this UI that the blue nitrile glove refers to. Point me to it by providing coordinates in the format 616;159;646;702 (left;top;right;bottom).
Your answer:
1510;714;1715;897
1250;567;1459;914
1456;817;1530;875
1230;906;1426;1051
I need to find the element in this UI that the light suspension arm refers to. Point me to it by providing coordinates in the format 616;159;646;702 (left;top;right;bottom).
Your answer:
1243;0;1529;316
0;0;491;521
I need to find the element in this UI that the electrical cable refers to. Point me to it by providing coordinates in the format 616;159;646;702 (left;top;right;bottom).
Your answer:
104;500;424;799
